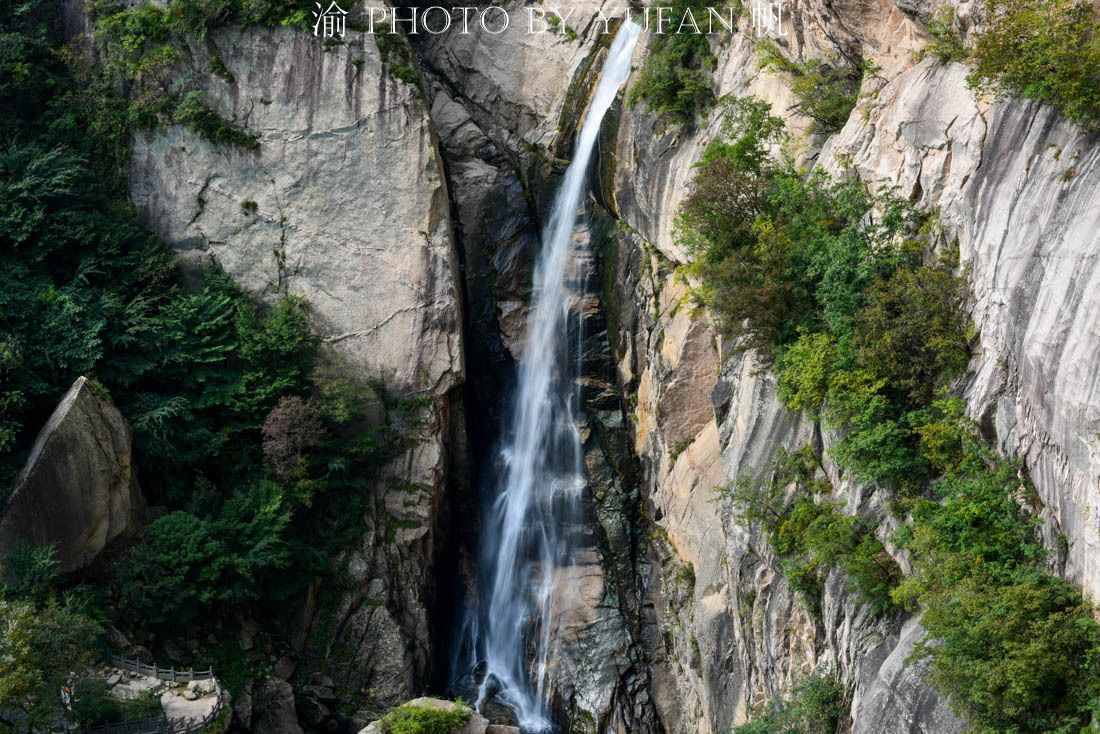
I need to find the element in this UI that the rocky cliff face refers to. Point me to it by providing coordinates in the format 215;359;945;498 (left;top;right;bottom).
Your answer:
602;2;1100;732
119;1;1100;732
125;20;465;714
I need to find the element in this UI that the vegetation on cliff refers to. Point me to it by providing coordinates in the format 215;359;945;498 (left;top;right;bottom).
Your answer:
628;0;719;124
723;446;901;615
924;0;1100;129
0;0;405;725
685;97;1100;733
755;40;866;135
733;675;844;734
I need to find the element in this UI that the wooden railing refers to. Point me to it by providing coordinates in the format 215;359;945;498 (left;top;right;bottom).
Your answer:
107;656;215;684
79;657;227;734
165;683;227;734
82;714;169;734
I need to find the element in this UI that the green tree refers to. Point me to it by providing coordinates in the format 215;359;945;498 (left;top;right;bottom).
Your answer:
756;40;864;134
853;262;971;409
0;598;101;729
628;0;718;123
115;511;223;628
0;544;59;602
116;482;291;628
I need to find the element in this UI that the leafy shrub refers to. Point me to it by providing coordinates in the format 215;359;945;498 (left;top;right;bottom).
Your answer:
852;260;971;409
116;482;291;627
892;414;1100;732
378;702;471;734
968;0;1100;129
757;40;864;134
171;91;259;149
628;0;717;124
115;511;223;627
923;6;967;63
776;332;835;417
373;26;420;87
725;447;901;614
680;97;964;490
734;674;845;734
680;99;922;356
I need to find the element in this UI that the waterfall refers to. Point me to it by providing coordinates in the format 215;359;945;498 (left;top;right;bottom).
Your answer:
462;22;641;733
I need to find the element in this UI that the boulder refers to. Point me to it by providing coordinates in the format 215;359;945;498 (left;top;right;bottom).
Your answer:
233;682;254;732
253;678;304;734
187;679;217;698
295;693;330;729
0;376;143;572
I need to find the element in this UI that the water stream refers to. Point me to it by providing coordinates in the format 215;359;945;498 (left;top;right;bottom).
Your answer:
459;22;641;733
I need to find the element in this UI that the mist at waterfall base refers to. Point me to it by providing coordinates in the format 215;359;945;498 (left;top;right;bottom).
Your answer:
449;22;641;733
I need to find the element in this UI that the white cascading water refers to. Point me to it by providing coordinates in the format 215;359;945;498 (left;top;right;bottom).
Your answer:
468;21;641;733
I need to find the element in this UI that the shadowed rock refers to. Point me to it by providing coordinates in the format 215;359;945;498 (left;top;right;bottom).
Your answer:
0;376;143;572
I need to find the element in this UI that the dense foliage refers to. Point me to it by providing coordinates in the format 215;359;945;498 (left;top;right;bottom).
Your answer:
681;97;967;492
628;0;719;124
921;0;1100;129
893;400;1100;733
690;98;1100;732
733;675;845;734
1;0;404;658
969;0;1100;128
922;6;967;64
0;596;102;729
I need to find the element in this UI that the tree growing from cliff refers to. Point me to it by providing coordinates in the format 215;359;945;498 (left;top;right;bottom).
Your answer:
695;97;1100;731
628;0;717;124
968;0;1100;130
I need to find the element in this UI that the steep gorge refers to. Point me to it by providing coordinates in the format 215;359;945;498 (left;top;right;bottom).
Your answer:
99;0;1100;732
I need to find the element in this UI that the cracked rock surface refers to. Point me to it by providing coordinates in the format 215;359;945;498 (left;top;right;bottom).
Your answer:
128;24;466;714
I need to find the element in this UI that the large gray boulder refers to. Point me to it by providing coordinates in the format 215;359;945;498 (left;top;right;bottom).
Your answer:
0;376;143;572
252;678;304;734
